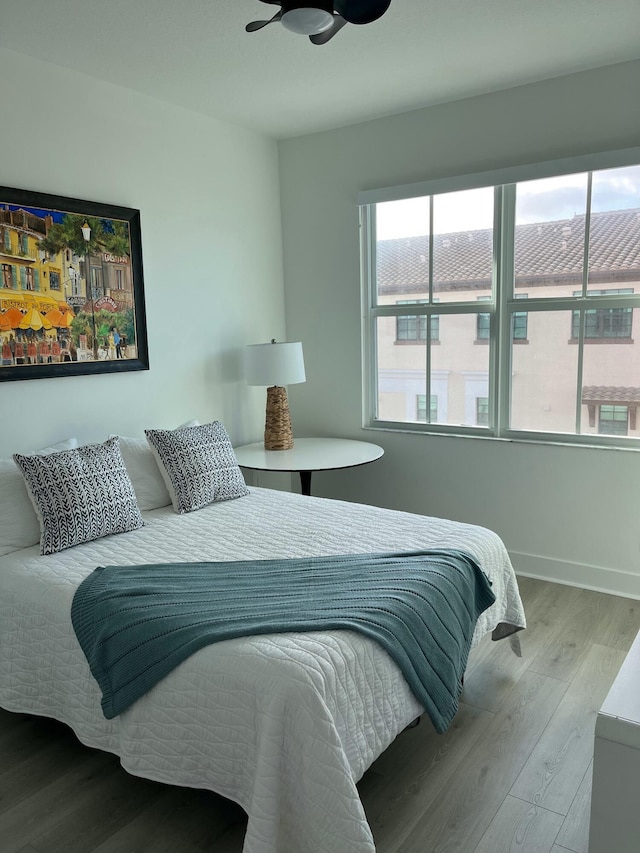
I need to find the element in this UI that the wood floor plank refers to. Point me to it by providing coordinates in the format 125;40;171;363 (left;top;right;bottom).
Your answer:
554;761;593;853
30;769;166;853
510;643;625;815
463;582;581;713
473;795;564;853
597;596;640;652
361;702;494;850
0;750;122;853
394;670;568;853
90;787;246;853
527;589;625;683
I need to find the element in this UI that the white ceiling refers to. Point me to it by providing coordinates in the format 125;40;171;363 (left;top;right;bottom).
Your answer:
2;0;639;139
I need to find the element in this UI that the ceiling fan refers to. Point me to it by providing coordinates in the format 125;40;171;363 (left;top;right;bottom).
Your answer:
246;0;392;45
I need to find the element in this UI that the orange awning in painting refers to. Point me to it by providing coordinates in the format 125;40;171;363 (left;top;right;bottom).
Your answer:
0;306;24;330
18;306;52;331
57;310;74;328
0;292;70;313
45;308;65;328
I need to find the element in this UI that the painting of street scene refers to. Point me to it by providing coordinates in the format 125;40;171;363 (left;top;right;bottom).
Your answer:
0;187;148;381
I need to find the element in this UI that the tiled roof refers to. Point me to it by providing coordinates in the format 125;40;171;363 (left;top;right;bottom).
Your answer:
582;386;640;403
377;208;640;291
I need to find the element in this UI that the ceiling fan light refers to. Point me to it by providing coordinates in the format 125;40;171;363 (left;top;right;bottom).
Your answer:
281;8;334;35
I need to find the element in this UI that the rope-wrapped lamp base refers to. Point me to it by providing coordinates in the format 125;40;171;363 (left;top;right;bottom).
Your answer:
264;385;294;450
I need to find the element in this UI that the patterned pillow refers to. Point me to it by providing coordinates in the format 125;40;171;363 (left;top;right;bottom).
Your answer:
13;437;144;555
0;438;79;556
145;422;249;514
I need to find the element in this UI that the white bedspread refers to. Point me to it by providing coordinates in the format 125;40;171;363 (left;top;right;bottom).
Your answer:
0;487;525;853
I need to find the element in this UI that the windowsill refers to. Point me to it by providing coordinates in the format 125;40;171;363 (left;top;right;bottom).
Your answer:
474;339;529;345
568;337;634;344
362;423;640;452
394;340;440;346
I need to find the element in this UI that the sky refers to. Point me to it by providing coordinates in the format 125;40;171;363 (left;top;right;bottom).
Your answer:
376;164;640;239
0;203;66;223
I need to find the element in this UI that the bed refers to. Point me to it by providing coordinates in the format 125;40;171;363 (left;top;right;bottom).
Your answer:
0;479;525;853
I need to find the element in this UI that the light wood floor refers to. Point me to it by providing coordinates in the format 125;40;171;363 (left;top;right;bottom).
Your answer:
1;577;638;853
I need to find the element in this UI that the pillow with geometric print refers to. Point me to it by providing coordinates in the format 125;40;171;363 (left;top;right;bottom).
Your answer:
13;437;144;555
145;421;249;514
0;437;79;556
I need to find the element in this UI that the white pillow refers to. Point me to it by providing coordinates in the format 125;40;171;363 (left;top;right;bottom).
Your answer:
111;420;200;512
145;422;248;514
13;437;144;556
115;435;171;512
0;438;78;557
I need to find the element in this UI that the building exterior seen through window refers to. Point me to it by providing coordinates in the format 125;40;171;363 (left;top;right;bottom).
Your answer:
363;161;640;444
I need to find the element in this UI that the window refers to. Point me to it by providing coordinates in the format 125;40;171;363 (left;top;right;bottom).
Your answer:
417;394;438;422
476;397;489;426
360;152;640;446
2;230;10;252
599;405;629;436
476;296;491;342
1;264;12;289
90;266;103;298
396;300;439;342
478;295;528;342
513;293;529;341
571;289;633;340
49;270;60;290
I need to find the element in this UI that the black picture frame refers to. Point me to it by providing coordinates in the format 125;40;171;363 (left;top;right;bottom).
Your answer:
0;186;149;382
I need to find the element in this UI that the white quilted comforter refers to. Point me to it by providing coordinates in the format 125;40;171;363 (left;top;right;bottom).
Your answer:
0;487;525;853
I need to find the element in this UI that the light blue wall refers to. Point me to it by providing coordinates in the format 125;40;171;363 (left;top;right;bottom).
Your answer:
279;60;640;597
0;47;285;455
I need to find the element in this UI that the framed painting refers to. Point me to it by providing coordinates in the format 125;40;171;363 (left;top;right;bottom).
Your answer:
0;186;149;382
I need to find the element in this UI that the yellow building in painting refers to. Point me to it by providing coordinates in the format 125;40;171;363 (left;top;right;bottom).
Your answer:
0;206;75;318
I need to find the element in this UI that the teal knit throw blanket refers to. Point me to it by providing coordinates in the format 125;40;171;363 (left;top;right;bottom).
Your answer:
71;549;495;732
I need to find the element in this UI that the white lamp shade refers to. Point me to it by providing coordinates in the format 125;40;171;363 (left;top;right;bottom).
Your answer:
246;341;306;387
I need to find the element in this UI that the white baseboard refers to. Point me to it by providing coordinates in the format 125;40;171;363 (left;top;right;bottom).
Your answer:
510;550;640;600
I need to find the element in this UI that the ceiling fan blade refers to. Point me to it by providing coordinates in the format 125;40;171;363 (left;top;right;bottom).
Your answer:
246;10;283;32
335;0;392;25
309;14;347;44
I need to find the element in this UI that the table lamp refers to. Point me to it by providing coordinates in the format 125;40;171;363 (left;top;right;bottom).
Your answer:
245;339;306;450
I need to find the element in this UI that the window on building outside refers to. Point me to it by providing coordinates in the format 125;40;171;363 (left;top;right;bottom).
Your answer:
599;405;629;436
416;394;438;423
476;397;489;426
396;300;439;342
361;154;640;446
571;289;633;340
478;295;528;342
476;296;491;341
49;271;60;290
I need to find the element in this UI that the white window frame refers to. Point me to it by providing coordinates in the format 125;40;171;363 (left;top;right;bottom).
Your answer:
359;146;640;449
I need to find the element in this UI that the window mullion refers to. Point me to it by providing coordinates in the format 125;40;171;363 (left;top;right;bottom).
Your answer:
497;184;516;437
426;195;434;420
575;173;593;433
